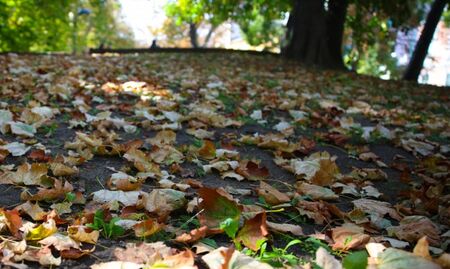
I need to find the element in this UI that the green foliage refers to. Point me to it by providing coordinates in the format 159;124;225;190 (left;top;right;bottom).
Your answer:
343;251;369;269
0;0;134;52
86;210;125;239
220;217;239;239
245;239;302;267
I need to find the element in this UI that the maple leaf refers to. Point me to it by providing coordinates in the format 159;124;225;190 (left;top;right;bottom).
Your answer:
16;201;47;221
21;179;73;201
1;163;48;186
236;212;269;251
198;187;243;233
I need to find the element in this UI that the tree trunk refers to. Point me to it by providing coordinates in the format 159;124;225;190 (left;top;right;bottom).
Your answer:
283;0;348;69
189;23;199;48
326;0;348;68
403;0;447;81
203;25;217;47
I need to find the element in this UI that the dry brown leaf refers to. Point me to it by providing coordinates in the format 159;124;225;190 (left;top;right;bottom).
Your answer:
257;181;290;205
176;225;208;243
331;223;370;251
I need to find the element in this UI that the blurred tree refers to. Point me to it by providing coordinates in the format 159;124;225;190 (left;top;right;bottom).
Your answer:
0;0;73;52
165;0;227;48
0;0;134;52
164;0;448;79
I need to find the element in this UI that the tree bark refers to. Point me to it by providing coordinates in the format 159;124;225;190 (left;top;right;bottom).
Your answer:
283;0;348;69
403;0;448;81
326;0;348;68
189;23;199;48
203;25;217;47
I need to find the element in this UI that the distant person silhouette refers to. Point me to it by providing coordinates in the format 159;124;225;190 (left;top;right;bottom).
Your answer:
150;39;160;49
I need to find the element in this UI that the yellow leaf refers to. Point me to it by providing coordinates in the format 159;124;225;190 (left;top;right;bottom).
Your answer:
26;219;57;241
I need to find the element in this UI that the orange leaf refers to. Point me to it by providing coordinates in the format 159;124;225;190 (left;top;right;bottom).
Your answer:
134;219;163;238
236;212;268;251
176;226;208;243
3;209;22;238
198;140;216;160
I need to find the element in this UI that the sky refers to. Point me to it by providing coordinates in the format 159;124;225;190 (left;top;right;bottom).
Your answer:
118;0;168;46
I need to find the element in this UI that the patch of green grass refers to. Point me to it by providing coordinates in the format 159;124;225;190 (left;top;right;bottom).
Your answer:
217;92;236;114
266;79;279;89
246;239;304;267
22;92;33;105
40;122;59;136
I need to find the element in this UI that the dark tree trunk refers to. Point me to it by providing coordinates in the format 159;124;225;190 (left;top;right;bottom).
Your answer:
326;0;348;68
403;0;448;81
283;0;348;69
203;25;217;47
189;23;199;48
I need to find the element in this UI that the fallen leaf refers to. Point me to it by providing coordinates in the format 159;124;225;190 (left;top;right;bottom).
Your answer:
49;162;79;176
16;201;46;221
353;198;402;221
134;219;163;237
413;236;432;260
0;142;30;157
198;187;242;232
377;248;440;269
1;209;22;238
315;247;342;269
198;140;216;160
68;225;99;244
176;226;208;243
114;242;175;264
9;122;36;137
1;163;48;186
236;212;268;251
25;219;57;241
387;216;440;246
266;221;303;236
296;182;338;200
142;189;186;216
236;160;269;181
257;181;290;205
38;233;80;251
331;223;370;251
202;247;273;269
92;190;141;207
